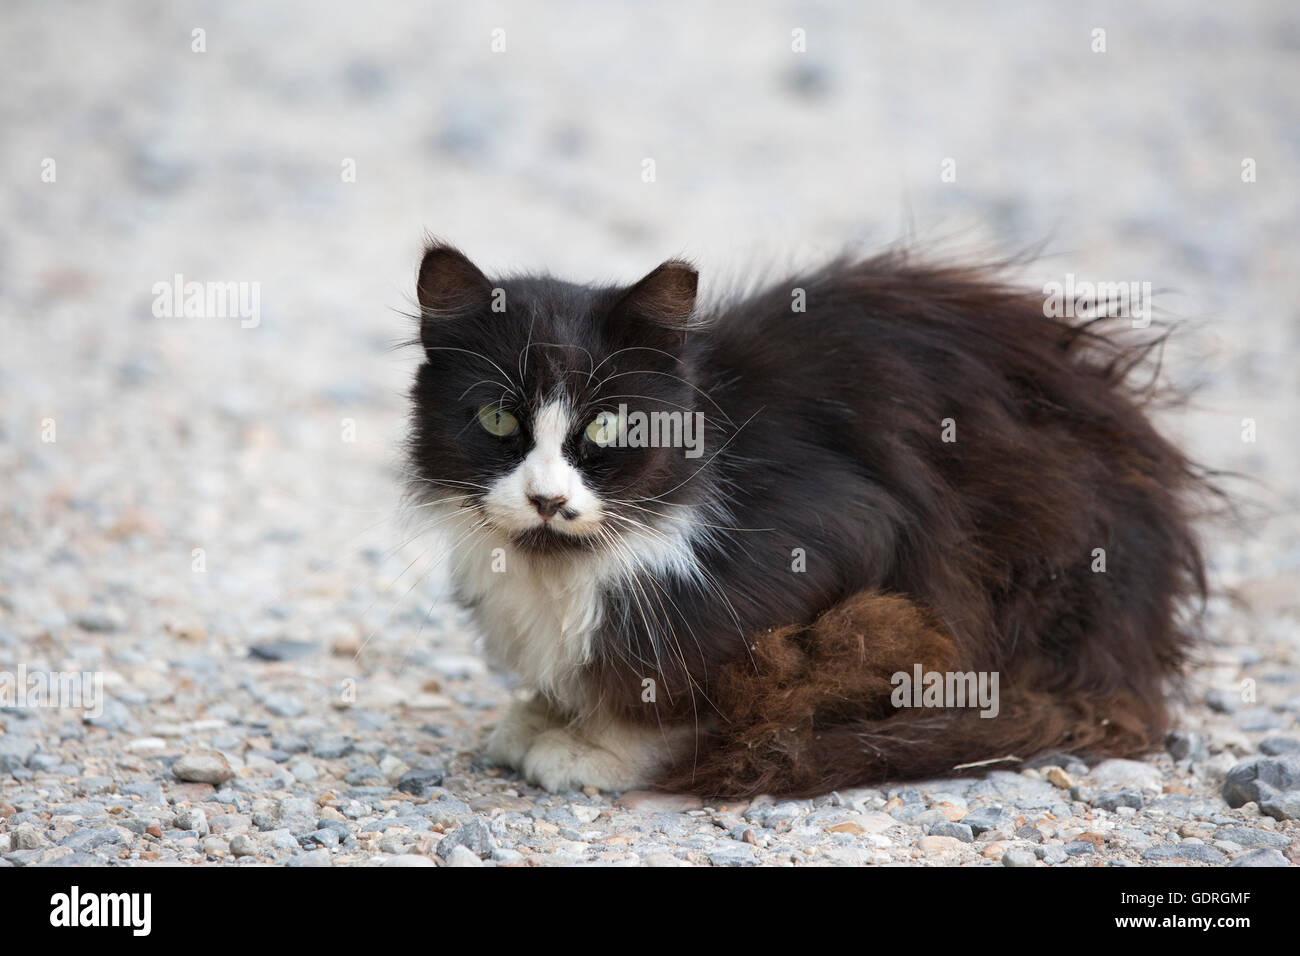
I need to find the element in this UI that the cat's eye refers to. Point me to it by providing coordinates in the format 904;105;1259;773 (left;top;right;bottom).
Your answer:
477;404;519;437
585;410;622;447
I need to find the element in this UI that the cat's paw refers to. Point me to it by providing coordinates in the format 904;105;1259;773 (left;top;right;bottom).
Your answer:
520;727;654;793
483;696;559;770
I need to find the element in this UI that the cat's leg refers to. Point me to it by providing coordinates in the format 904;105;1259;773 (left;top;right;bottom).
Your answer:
483;694;562;770
520;718;692;793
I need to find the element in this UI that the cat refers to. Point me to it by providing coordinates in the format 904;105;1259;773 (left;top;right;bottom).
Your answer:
404;240;1207;798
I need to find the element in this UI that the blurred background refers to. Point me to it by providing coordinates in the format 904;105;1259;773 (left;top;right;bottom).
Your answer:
0;0;1297;856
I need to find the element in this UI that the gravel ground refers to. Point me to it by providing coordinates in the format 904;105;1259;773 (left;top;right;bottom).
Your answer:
1;1;1298;867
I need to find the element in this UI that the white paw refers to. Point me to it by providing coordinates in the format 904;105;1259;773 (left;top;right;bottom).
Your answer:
520;727;653;793
483;696;558;770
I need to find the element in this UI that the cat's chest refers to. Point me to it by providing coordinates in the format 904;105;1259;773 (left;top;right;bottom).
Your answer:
451;535;608;709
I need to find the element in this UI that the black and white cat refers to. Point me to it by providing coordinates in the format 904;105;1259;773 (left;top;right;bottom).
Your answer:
405;241;1205;798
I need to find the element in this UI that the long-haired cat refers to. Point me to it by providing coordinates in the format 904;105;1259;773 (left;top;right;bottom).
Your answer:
405;240;1206;798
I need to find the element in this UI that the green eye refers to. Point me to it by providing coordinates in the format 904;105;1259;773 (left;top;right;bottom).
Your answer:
477;404;519;437
585;410;621;446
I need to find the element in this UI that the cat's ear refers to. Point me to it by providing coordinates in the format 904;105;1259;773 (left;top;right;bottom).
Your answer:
416;242;493;332
607;259;698;350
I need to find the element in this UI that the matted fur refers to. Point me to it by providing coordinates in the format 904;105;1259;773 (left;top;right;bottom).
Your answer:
659;591;1164;798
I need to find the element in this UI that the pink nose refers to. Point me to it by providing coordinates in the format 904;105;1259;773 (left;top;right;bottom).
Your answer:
528;494;568;519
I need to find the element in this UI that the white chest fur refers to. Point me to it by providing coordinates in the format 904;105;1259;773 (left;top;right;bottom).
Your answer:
452;528;606;713
429;504;704;717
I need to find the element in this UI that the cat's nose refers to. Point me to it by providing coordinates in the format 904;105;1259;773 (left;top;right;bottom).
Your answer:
528;494;569;520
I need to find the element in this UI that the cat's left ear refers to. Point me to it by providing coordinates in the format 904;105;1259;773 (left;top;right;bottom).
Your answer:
606;260;698;351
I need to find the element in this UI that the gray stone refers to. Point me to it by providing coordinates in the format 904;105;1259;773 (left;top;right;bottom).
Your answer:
1229;848;1290;867
4;849;46;866
1002;848;1038;867
27;753;63;772
442;844;484;867
396;767;445;797
1143;843;1228;864
1205;688;1239;714
172;750;233;784
303;828;339;849
1222;755;1300;807
966;772;1059;806
1035;845;1069;864
229;834;257;857
910;808;951;828
1257;789;1300;821
436;818;494;860
267;830;299;850
0;737;37;774
83;699;133;732
60;827;122;851
890;803;932;824
1260;738;1300;756
174;807;209;836
246;748;291;764
929;822;974;843
708;841;759;866
312;738;353;760
887;787;925;805
1092;789;1144;812
1064;840;1097;856
1214;826;1289;848
961;806;1012;834
11;825;46;850
248;641;319;661
120;782;165;806
75;607;125;632
259;694;305;718
271;734;309;754
1088;759;1163;793
749;800;810;828
313;819;355;845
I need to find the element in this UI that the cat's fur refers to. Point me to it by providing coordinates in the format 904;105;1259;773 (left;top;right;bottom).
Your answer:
405;240;1206;798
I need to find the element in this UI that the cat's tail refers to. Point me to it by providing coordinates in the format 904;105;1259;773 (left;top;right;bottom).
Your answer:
656;591;1171;799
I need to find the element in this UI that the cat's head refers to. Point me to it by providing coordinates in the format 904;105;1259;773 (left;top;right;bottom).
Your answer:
407;242;711;559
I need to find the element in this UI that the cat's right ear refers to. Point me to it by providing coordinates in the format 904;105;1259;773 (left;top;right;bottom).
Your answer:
416;243;493;339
